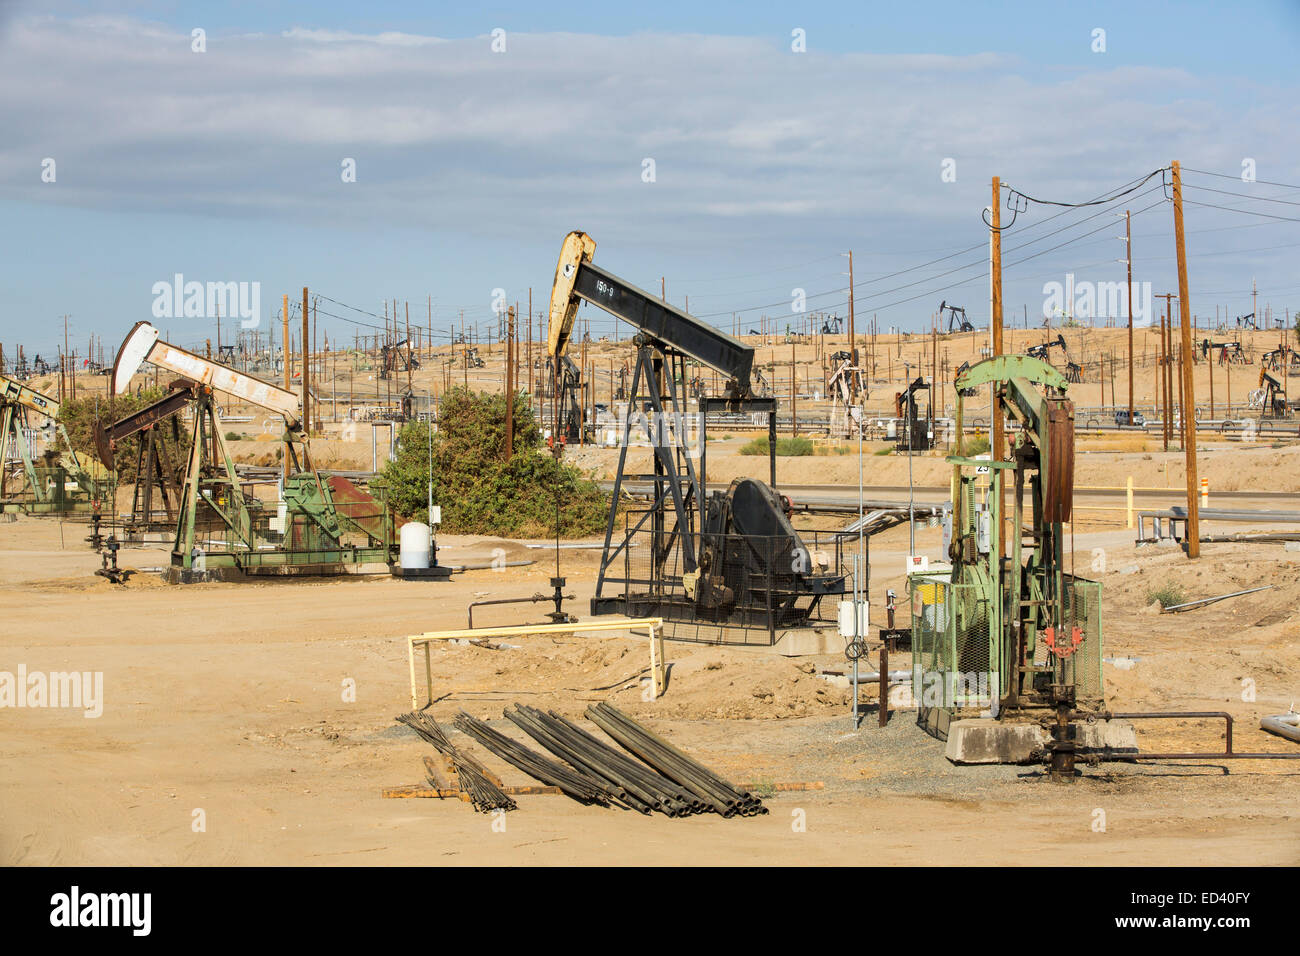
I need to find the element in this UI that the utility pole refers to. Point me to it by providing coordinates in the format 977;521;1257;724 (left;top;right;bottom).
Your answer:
846;251;856;399
1208;320;1215;419
1171;160;1200;557
405;301;413;394
1159;298;1173;450
505;306;515;460
1125;210;1134;422
282;295;291;392
302;287;311;437
990;177;1005;556
791;342;797;437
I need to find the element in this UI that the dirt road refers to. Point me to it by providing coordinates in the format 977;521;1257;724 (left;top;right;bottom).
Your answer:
1;515;1297;866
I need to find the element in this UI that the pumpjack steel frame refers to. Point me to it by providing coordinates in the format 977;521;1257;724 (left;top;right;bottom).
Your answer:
918;354;1101;726
110;322;397;577
1;372;106;515
546;231;843;629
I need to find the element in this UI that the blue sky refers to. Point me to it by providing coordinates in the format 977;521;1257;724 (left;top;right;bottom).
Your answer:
2;1;1299;359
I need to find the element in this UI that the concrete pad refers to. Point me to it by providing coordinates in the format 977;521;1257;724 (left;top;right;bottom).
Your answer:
1077;718;1138;754
945;718;1045;764
773;627;841;656
944;717;1138;764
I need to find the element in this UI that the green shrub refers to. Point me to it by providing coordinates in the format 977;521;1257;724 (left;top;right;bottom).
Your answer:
1145;582;1186;608
738;436;814;457
874;446;893;457
224;431;242;442
964;436;991;456
379;386;608;537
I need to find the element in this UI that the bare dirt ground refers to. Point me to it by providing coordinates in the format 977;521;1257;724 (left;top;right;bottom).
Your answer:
2;510;1297;866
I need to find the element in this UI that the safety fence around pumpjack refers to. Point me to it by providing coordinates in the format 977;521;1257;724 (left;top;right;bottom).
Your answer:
180;476;395;567
910;575;1102;710
598;507;848;646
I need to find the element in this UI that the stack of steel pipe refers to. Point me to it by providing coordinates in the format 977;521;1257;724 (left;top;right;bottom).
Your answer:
586;702;767;816
506;704;701;817
396;711;517;813
452;710;618;807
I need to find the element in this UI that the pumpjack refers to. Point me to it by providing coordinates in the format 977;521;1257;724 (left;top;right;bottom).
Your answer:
1;372;107;515
1026;333;1069;364
546;231;845;638
551;354;586;442
1258;368;1290;418
912;355;1109;777
379;339;419;380
939;300;974;334
92;380;195;534
895;376;932;452
110;322;400;579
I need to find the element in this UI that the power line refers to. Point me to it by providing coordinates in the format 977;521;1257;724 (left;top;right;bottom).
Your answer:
1183;167;1300;191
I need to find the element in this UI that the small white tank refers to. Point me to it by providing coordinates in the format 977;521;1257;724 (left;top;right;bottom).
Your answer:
399;521;432;569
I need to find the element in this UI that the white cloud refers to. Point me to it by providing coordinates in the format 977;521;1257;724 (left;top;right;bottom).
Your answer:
0;13;1296;318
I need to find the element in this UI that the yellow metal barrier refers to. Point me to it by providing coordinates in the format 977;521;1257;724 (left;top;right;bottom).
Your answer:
405;617;666;710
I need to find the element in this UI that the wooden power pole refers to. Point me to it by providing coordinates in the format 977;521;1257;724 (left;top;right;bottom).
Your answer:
1125;210;1134;422
1171;160;1200;557
302;287;311;437
990;177;1005;556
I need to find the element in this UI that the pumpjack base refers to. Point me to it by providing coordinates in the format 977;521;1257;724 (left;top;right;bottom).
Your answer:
593;595;836;654
390;565;453;580
164;558;395;584
942;717;1137;765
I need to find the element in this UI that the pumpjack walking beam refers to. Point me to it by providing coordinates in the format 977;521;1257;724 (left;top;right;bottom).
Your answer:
112;321;308;467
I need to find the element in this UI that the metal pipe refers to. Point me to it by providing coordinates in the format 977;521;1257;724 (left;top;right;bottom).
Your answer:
1260;713;1300;744
1082;710;1300;761
467;591;570;628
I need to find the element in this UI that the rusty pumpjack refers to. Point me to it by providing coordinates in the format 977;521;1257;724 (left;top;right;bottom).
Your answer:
92;380;195;535
912;355;1107;778
379;338;419;380
546;231;845;631
110;322;400;580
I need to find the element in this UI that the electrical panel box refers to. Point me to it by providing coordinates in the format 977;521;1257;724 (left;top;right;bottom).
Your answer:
838;599;869;638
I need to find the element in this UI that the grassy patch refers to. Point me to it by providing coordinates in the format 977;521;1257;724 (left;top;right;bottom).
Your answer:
1145;582;1187;608
738;436;815;457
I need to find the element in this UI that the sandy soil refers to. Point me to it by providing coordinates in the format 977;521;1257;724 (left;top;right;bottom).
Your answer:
1;509;1297;867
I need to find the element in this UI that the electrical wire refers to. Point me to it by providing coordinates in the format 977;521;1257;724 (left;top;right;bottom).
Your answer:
1183;167;1300;191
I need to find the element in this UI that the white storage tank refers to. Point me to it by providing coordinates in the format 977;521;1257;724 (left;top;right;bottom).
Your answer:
399;521;432;570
